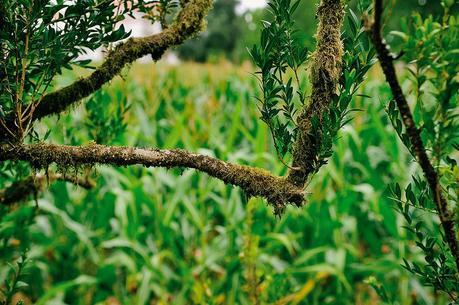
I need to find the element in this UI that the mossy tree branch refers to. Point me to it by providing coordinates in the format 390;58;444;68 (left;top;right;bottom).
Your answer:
367;0;459;271
0;143;305;212
0;0;213;142
34;0;212;120
0;0;349;213
0;172;95;206
288;0;345;187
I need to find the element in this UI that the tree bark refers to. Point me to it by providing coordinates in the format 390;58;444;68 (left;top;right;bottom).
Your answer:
0;143;305;211
367;0;459;272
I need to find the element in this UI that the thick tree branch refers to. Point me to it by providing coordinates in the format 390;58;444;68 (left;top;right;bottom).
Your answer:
0;0;346;214
0;0;212;142
0;172;95;206
288;0;345;187
367;0;459;270
0;143;305;212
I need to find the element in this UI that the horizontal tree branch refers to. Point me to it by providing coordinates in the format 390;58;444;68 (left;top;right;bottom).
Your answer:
0;143;305;212
0;0;212;142
0;172;95;206
368;0;459;271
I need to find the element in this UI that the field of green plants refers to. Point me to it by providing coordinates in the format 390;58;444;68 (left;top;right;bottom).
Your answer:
0;61;448;304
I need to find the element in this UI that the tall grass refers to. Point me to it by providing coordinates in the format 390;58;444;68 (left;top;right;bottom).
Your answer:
0;61;446;305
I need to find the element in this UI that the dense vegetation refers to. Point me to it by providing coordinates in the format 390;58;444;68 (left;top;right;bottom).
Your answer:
0;62;455;304
0;0;458;304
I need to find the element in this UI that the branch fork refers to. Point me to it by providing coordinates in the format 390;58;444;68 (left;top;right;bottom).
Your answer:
0;0;346;213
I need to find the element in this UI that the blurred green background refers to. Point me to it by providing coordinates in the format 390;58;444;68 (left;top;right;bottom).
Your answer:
1;62;449;304
178;0;456;62
0;0;457;304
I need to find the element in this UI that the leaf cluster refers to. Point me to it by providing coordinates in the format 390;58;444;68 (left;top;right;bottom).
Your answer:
390;181;459;301
390;8;459;169
249;0;308;158
0;0;141;115
0;0;182;125
382;6;459;302
0;252;29;305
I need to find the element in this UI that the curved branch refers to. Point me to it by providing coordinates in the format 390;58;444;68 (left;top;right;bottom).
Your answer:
367;0;459;271
0;0;212;142
0;143;305;212
0;172;95;206
35;0;211;120
288;0;345;187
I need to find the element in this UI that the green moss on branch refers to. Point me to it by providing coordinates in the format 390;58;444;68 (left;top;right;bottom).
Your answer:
288;0;344;187
0;143;305;212
0;0;212;143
